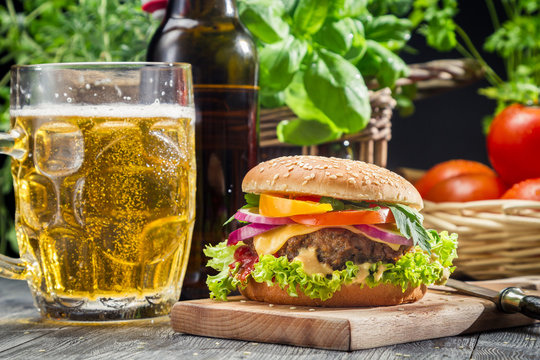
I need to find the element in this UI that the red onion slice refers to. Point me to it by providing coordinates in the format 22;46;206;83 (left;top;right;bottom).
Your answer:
227;223;280;245
234;208;295;225
353;224;412;246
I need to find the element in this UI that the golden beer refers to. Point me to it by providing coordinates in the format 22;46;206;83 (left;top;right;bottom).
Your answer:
10;104;195;318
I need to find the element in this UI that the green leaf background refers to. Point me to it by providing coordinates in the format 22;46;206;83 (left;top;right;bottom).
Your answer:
239;0;429;146
0;0;157;254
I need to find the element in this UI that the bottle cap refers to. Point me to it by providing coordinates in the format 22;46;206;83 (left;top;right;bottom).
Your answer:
141;0;167;19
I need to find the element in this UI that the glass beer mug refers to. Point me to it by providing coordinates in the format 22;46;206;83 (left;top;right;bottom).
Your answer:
0;63;196;321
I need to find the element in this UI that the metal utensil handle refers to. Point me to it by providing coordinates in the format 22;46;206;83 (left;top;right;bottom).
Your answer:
498;287;540;320
520;296;540;320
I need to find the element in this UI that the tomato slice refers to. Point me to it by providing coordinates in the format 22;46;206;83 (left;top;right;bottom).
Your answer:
290;208;394;226
259;194;332;217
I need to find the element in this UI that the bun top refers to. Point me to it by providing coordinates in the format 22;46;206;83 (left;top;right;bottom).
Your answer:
242;156;423;209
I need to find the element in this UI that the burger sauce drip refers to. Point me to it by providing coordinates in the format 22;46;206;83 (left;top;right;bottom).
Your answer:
233;245;258;282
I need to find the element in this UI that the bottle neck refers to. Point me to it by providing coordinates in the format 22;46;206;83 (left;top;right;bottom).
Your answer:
168;0;237;18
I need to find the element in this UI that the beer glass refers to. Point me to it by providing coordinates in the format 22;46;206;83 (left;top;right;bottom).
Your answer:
0;63;196;321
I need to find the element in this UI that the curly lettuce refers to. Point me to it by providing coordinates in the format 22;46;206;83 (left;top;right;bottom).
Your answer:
204;230;458;301
204;240;243;300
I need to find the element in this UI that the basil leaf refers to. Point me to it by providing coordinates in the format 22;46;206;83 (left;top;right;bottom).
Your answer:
328;0;367;19
259;36;308;91
244;193;260;208
284;72;334;123
239;0;290;44
368;0;413;17
319;197;345;211
384;203;431;253
224;193;259;226
357;40;409;88
260;89;286;108
280;0;299;14
223;214;237;226
293;0;330;35
304;49;371;133
343;19;367;65
277;118;341;146
319;197;379;211
313;18;356;55
364;15;412;51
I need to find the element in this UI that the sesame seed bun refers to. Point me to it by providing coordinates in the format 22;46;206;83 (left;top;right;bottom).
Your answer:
242;156;423;209
240;279;427;307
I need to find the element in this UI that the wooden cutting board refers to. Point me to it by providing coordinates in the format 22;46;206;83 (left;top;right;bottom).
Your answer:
171;276;540;351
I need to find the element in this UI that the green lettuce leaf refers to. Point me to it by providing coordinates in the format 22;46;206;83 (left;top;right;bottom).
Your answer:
204;241;243;300
205;230;458;300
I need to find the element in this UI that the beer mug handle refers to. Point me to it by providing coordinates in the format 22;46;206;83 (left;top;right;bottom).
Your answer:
0;128;28;280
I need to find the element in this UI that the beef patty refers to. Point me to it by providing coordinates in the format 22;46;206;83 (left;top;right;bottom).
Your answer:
275;228;412;270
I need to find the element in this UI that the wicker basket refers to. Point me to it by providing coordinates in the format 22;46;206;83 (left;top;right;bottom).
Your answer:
259;88;395;167
258;59;484;167
422;199;540;280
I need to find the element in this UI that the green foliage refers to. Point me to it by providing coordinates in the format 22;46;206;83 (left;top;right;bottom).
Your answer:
481;4;540;120
237;0;449;146
0;0;156;254
204;241;243;301
411;0;540;129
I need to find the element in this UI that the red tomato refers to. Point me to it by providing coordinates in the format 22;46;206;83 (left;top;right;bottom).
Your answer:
415;160;496;198
425;173;506;202
501;178;540;201
487;104;540;186
290;208;394;225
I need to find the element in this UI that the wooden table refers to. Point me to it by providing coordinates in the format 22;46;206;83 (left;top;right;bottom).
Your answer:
1;278;539;359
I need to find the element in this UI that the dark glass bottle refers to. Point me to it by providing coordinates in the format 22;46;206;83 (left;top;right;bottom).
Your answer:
147;0;258;299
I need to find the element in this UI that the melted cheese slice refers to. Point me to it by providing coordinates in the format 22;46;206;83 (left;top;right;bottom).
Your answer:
292;247;334;276
253;224;401;256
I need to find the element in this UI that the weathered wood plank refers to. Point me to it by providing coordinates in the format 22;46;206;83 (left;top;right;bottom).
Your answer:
0;278;538;360
471;325;540;360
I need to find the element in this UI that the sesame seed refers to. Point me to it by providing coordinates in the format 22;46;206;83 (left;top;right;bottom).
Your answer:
283;173;290;178
308;308;316;312
325;171;331;176
302;180;308;186
289;306;296;310
240;299;246;303
348;178;356;184
329;175;337;180
336;173;343;177
269;304;274;307
259;167;264;172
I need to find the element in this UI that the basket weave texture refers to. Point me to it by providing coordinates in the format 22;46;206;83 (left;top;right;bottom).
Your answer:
422;199;540;279
258;59;483;167
259;88;395;168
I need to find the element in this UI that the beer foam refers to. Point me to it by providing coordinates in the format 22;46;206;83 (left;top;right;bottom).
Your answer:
11;103;195;119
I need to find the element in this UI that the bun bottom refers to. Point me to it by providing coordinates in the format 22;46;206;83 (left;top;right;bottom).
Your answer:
239;280;427;307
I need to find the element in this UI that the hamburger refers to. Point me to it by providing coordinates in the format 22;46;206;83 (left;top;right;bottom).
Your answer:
205;156;458;306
